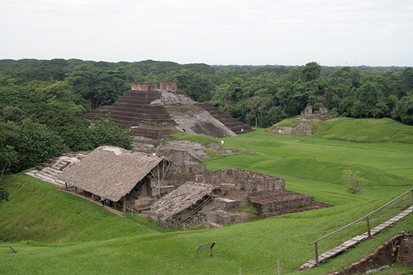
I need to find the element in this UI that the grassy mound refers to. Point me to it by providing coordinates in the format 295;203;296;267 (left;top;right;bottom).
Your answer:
270;117;413;143
1;130;413;274
0;175;163;243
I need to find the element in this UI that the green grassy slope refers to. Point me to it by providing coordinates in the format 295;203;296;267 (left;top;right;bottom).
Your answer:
1;127;413;274
0;175;163;243
271;117;413;143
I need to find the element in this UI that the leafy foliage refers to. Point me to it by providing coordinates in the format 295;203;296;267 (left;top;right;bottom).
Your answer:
0;58;412;175
1;59;412;129
342;170;368;194
1;119;67;172
89;117;133;150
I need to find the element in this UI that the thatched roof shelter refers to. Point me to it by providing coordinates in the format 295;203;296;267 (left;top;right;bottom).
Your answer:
149;182;215;225
58;146;167;202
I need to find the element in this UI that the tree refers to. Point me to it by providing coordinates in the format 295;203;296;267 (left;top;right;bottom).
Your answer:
264;106;287;126
350;82;386;118
1;106;24;122
302;62;321;81
90;117;133;150
5;119;67;172
0;144;17;202
392;95;413;124
176;70;214;102
0;125;18;203
67;65;128;109
247;96;266;127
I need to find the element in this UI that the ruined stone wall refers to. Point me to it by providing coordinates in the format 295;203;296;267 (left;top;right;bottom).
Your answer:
158;149;206;186
333;232;413;274
160;82;177;91
301;104;330;120
201;169;285;194
250;194;315;216
131;82;177;92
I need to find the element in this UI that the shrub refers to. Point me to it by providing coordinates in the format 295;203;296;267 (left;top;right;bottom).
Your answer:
342;169;367;194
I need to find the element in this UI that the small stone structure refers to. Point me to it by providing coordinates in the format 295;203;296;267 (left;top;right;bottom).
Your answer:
156;145;207;186
249;190;315;216
332;232;413;274
301;105;330;120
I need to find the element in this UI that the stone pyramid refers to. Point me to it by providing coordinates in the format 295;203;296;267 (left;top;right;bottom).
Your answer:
84;82;252;139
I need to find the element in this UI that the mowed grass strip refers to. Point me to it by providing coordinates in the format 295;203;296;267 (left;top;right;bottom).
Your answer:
1;123;413;274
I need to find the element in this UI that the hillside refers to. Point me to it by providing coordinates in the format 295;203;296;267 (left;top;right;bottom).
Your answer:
270;117;413;143
1;129;413;274
0;175;163;243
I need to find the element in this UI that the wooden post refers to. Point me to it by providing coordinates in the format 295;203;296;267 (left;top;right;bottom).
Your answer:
123;196;126;213
366;216;371;238
65;182;67;190
314;241;319;264
157;166;161;196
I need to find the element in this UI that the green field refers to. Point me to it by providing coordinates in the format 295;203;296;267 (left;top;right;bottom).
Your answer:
1;121;413;274
271;117;413;143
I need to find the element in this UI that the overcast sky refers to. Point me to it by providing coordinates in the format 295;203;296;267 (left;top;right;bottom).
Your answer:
1;0;412;66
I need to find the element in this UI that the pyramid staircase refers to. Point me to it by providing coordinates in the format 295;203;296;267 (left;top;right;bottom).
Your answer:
26;155;85;187
84;91;176;139
84;89;253;139
196;103;253;134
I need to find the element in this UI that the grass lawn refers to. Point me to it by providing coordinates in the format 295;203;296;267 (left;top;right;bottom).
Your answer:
1;126;412;274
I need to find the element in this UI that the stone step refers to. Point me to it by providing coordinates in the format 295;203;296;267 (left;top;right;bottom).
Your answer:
42;167;61;177
105;110;172;120
31;172;59;185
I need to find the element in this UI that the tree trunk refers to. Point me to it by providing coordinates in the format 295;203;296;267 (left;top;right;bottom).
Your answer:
0;164;8;183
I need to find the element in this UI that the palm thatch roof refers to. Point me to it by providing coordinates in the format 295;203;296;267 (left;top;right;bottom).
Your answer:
58;146;165;202
149;182;215;223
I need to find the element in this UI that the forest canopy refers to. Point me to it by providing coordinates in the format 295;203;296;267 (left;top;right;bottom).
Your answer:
0;58;412;176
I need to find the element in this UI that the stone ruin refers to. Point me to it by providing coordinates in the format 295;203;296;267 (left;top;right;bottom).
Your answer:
25;153;87;186
271;104;332;136
147;182;215;227
146;168;325;228
301;104;330;120
272;122;315;136
131;82;177;92
26;146;325;228
332;231;413;274
84;82;252;140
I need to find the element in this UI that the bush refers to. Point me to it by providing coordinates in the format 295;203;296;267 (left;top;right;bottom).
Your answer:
342;170;367;194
